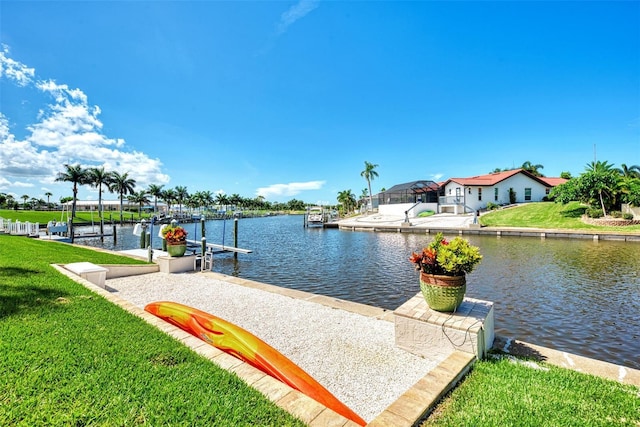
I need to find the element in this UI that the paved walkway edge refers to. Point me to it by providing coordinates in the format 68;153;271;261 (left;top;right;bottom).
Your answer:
53;263;639;426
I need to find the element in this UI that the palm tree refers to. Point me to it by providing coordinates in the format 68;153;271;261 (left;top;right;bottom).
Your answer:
360;161;378;212
199;190;214;216
147;184;164;214
174;186;189;216
20;194;29;209
616;163;640;179
521;161;544;177
127;190;150;219
215;193;229;213
56;164;89;219
88;167;113;234
337;189;356;215
108;171;136;224
44;191;53;209
161;189;177;216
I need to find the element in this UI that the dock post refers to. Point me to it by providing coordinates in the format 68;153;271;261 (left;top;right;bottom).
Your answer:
113;225;117;245
201;237;206;257
140;220;147;249
234;218;239;259
201;217;206;239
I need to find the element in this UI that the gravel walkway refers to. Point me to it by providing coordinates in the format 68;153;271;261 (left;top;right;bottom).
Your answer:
107;271;448;422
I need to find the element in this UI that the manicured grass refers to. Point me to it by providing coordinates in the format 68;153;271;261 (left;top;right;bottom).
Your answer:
0;235;304;426
479;202;640;232
422;355;640;427
0;209;151;225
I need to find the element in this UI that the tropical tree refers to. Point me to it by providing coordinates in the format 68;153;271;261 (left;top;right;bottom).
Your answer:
161;189;177;216
360;161;379;212
521;161;545;177
127;190;150;219
551;160;622;215
88;167;113;234
174;186;189;216
560;171;572;180
44;191;53;209
21;194;29;209
108;171;137;223
229;194;242;211
147;184;164;214
616;163;640;179
56;164;89;219
215;192;229;213
337;189;356;215
198;190;215;215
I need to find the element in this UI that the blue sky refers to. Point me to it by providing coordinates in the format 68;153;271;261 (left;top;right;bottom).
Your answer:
1;1;638;205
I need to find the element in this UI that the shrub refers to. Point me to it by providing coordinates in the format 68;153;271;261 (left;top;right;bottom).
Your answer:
586;208;603;218
623;213;634;220
610;211;622;218
486;202;500;210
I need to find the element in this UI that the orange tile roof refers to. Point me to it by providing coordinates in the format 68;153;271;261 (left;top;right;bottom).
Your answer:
444;169;566;187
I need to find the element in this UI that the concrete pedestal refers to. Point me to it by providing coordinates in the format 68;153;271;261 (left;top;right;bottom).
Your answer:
65;262;109;289
394;294;494;359
157;255;196;273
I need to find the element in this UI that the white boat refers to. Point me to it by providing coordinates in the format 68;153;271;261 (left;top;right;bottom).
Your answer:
307;207;324;227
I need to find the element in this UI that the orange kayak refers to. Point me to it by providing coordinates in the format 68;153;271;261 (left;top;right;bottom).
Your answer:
145;301;366;426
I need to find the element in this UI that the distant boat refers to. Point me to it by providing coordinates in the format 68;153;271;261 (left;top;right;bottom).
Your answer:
306;207;324;227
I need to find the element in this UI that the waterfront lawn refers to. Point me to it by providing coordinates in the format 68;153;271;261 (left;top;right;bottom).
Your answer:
480;201;640;231
422;355;640;427
0;235;304;426
0;209;152;224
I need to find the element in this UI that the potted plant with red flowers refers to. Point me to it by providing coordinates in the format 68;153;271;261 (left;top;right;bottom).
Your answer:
161;224;188;257
409;232;482;312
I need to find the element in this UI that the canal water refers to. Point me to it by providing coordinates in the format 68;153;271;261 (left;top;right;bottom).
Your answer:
75;215;640;370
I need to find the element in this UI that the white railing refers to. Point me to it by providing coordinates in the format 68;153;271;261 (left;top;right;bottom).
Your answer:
2;219;40;236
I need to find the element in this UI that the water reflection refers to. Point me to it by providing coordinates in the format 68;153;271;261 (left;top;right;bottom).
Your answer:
75;216;640;369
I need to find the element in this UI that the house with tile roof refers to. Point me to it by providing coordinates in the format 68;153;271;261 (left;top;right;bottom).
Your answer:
440;169;567;214
372;169;567;218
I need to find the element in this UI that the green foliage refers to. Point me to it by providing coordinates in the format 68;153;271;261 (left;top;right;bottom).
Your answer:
409;233;482;276
623;212;634;220
586;207;604;218
480;201;640;231
508;188;516;204
0;235;304;426
485;202;500;210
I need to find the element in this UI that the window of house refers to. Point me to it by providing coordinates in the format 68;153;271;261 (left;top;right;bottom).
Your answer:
545;188;550;195
478;188;482;201
494;188;498;201
525;188;532;201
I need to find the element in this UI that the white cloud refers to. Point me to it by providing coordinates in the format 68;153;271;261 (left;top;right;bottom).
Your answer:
0;44;35;86
256;180;325;199
0;47;170;193
429;173;444;181
277;0;319;34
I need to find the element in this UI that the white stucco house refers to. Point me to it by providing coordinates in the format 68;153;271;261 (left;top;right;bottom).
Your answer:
439;169;567;214
373;169;567;218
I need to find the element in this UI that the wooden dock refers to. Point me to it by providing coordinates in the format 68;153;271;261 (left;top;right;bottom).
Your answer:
186;239;252;254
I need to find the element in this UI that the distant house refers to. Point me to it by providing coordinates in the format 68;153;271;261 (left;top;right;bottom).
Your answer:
375;169;567;218
440;169;567;214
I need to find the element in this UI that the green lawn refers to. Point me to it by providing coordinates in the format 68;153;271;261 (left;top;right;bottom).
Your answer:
479;201;640;232
0;235;304;426
422;355;639;427
0;209;151;225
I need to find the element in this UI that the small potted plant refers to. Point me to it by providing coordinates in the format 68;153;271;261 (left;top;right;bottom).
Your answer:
409;232;482;312
162;224;188;257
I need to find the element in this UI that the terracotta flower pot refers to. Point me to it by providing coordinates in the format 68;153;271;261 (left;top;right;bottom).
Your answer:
419;272;466;312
